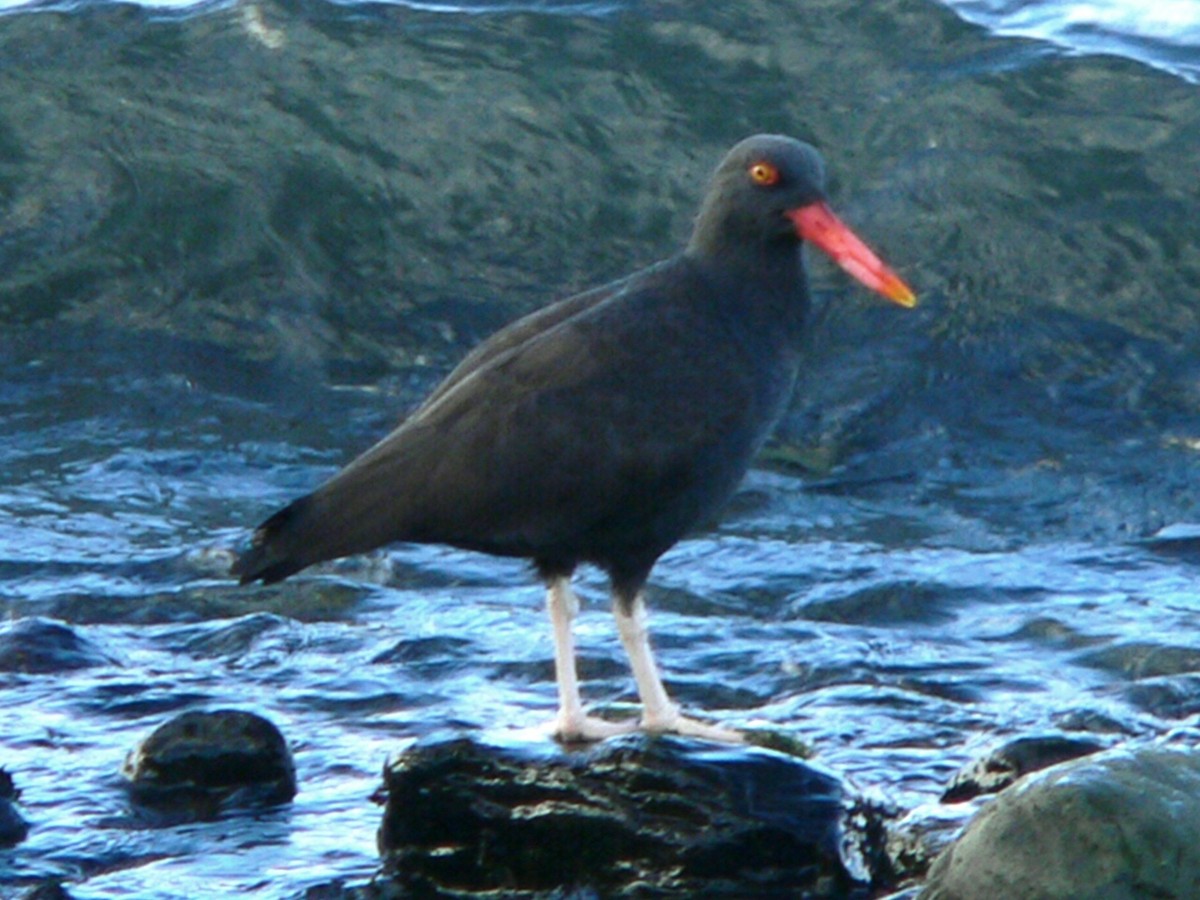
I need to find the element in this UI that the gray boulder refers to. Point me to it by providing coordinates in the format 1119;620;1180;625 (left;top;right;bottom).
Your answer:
922;746;1200;899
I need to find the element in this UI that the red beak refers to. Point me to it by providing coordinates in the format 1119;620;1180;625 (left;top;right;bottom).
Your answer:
787;202;916;308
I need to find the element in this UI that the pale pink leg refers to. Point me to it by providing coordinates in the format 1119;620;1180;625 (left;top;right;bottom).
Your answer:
613;592;744;743
545;577;636;741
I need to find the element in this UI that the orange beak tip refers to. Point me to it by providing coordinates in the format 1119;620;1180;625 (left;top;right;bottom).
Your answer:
888;279;918;309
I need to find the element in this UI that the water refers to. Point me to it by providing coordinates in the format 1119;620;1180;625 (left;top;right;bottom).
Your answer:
2;0;1199;896
940;0;1200;82
5;0;1199;84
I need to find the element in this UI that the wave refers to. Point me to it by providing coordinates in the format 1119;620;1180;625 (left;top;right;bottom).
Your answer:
939;0;1200;83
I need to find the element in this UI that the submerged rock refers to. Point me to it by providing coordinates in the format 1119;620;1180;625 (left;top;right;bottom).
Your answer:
374;734;894;898
18;883;74;900
922;745;1200;899
122;709;296;819
0;618;114;673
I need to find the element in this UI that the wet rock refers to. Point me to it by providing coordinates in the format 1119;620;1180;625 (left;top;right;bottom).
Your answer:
941;734;1107;802
1078;641;1200;679
922;746;1200;899
122;709;296;819
19;883;74;900
1140;523;1200;561
0;618;114;673
374;734;894;898
890;734;1110;885
300;881;403;900
1123;673;1200;719
0;767;29;846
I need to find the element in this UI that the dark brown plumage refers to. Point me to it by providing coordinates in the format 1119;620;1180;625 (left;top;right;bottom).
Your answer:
233;135;915;741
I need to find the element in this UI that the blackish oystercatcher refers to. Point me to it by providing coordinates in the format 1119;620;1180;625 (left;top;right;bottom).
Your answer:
233;135;916;742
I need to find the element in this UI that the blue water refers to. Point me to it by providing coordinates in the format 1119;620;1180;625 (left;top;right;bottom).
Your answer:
3;0;1199;84
942;0;1200;81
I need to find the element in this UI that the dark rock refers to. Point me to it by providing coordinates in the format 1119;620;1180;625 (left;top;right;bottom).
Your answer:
374;734;894;898
941;734;1107;802
0;618;114;673
122;709;296;819
300;881;404;900
0;767;17;800
20;882;74;900
885;807;969;888
0;766;29;846
922;746;1200;899
1123;673;1200;719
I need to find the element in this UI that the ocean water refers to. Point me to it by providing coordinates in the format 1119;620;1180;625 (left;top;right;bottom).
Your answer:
1;0;1198;896
942;0;1200;81
4;0;1199;83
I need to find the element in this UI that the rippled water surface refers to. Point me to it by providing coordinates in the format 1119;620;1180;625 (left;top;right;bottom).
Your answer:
940;0;1200;81
1;0;1199;896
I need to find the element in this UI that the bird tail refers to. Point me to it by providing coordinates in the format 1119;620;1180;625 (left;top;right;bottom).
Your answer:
233;485;405;584
231;495;330;585
231;427;437;584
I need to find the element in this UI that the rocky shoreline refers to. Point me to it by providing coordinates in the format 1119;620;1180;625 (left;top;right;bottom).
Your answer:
5;622;1200;899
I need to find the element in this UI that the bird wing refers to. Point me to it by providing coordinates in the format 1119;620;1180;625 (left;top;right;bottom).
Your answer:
235;258;764;583
417;273;635;411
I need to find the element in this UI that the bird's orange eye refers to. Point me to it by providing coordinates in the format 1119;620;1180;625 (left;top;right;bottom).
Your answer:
748;161;780;186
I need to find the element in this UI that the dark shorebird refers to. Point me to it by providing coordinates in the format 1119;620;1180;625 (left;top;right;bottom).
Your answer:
234;135;916;742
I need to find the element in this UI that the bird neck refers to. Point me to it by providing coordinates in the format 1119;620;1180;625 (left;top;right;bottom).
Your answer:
686;215;804;279
678;241;811;352
684;233;808;307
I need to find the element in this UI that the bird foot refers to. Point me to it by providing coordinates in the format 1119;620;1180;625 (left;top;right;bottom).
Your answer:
528;708;743;745
641;710;745;744
553;711;639;744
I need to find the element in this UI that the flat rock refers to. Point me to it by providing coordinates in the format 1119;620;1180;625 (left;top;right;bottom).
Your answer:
374;733;894;898
922;745;1200;899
